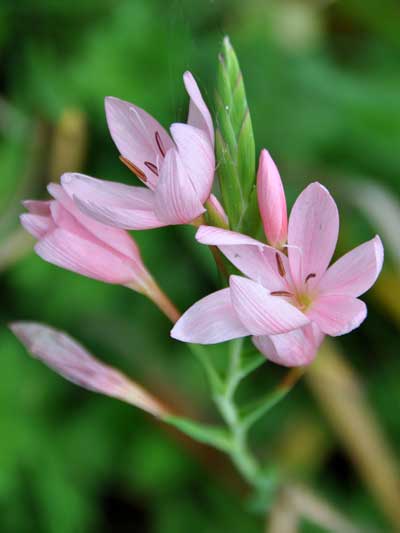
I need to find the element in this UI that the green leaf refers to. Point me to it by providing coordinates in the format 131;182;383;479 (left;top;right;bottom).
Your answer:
215;36;258;233
239;389;288;432
238;350;266;380
164;415;232;453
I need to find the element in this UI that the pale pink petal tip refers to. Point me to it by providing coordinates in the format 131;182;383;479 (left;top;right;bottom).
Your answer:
307;295;367;337
20;213;53;239
257;149;287;248
183;71;214;145
104;96;173;189
319;235;384;298
288;181;339;288
171;288;248;344
10;322;167;418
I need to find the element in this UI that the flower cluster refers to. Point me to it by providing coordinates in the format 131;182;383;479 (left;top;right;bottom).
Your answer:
17;67;383;391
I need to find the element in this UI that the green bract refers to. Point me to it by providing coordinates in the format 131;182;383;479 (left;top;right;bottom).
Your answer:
215;37;258;235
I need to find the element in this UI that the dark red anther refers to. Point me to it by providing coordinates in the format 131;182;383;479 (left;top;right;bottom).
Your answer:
270;290;293;297
144;161;159;176
305;273;316;283
119;155;147;182
155;131;166;157
275;253;286;277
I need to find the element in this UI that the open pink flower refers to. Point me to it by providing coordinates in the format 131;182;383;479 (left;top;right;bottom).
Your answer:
171;182;383;367
60;71;216;229
10;322;168;417
20;183;154;293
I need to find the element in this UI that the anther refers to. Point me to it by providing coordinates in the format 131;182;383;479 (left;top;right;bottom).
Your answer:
119;155;147;182
144;161;159;176
275;253;286;277
305;273;316;283
270;290;293;297
155;131;166;157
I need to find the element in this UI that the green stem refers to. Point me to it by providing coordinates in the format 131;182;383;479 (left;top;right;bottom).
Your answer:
213;339;263;487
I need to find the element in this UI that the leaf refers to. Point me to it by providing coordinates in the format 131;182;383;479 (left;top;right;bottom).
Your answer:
238;350;266;380
164;415;232;453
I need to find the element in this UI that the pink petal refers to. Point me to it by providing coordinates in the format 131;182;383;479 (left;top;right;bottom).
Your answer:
23;200;51;216
35;228;140;285
170;123;215;203
230;275;309;336
196;226;291;290
105;96;173;189
20;213;54;239
196;225;264;247
307;294;367;336
288;182;339;290
10;322;167;417
257;149;287;247
50;200;87;236
170;288;248;344
60;174;166;231
183;71;214;145
50;181;143;259
154;149;205;225
318;236;384;298
252;323;323;367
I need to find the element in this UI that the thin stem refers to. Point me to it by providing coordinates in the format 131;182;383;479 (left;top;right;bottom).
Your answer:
191;214;229;281
191;214;206;228
213;339;262;487
209;245;229;281
146;282;181;323
128;278;181;323
188;344;223;394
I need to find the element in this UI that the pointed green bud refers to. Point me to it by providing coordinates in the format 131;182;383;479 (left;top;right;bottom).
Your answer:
215;37;258;233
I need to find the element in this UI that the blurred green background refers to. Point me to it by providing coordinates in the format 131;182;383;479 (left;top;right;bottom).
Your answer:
1;0;399;531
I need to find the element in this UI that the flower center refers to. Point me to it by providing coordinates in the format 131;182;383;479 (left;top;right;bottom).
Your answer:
271;253;316;312
295;292;313;312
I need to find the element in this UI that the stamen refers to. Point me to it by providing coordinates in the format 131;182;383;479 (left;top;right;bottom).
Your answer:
271;290;293;297
119;155;147;182
275;253;286;277
144;161;159;176
305;273;316;283
155;131;166;157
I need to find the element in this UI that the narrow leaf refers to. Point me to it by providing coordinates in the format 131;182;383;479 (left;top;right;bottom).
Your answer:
164;415;232;452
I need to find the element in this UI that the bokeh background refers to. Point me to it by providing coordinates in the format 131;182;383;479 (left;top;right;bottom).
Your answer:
1;1;399;531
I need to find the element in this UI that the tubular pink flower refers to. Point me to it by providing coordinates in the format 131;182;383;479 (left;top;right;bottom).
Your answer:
20;183;154;292
172;182;384;367
61;72;215;229
10;322;168;417
257;149;287;248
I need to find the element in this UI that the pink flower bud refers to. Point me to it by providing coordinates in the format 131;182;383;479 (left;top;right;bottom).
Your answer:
257;149;288;248
10;322;168;417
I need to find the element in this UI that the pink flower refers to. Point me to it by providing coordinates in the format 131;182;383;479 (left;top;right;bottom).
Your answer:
10;322;168;417
171;182;384;367
60;72;216;229
20;182;154;293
